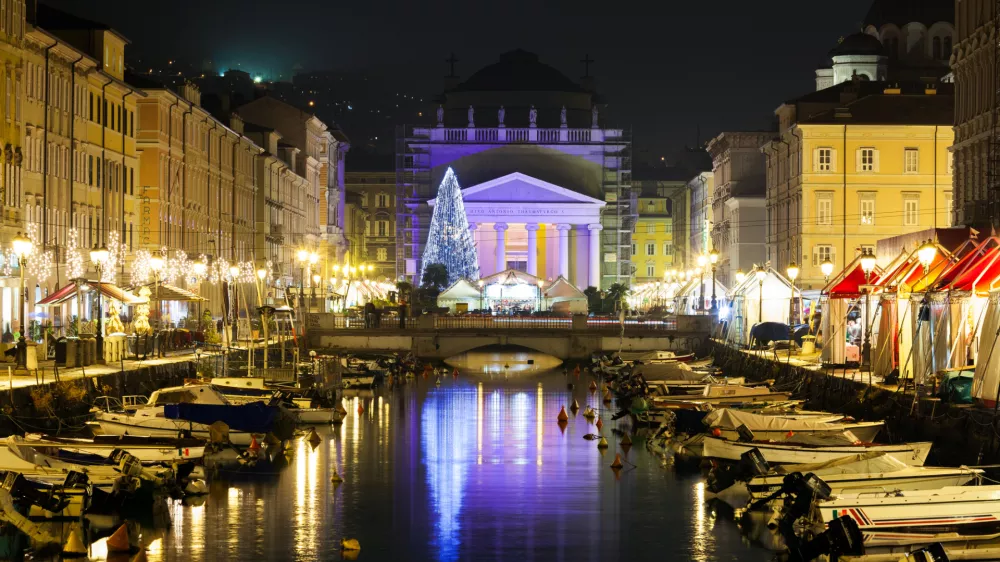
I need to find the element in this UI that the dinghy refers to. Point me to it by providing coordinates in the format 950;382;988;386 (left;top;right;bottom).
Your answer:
678;434;932;466
16;434;205;464
703;408;884;443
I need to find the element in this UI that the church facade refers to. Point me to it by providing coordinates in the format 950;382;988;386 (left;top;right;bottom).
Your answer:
396;50;633;290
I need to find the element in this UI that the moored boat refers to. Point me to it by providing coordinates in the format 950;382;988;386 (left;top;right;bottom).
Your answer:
677;434;932;466
703;408;884;443
16;434;206;464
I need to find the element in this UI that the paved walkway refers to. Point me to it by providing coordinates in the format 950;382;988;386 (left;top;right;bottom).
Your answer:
0;352;202;390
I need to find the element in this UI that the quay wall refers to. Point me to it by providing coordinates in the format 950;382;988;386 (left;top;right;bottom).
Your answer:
2;361;194;436
710;342;1000;467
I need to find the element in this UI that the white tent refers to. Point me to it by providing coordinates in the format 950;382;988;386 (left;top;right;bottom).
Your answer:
973;289;1000;407
543;276;588;314
725;267;795;346
436;279;484;313
675;277;727;315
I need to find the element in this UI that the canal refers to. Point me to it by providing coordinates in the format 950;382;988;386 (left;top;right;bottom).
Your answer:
135;350;770;561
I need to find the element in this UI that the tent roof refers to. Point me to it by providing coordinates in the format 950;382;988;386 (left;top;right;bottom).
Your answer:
875;241;956;294
822;254;883;298
37;279;141;307
728;267;794;297
544;276;585;299
438;278;483;300
933;237;1000;293
134;283;207;302
482;268;542;286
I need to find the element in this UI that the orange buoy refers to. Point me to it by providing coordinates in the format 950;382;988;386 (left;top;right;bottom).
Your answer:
107;523;131;553
557;406;569;422
786;430;795;438
452;368;459;377
573;365;581;376
595;417;603;431
610;453;624;469
358;403;364;414
248;436;261;453
602;389;612;403
588;381;597;392
711;428;722;438
621;433;633;447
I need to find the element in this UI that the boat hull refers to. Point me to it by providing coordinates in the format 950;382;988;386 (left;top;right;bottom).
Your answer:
95;416;255;446
715;422;883;444
686;435;932;466
821;486;1000;537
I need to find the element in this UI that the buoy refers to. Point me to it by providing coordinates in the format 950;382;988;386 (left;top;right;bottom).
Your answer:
570;399;579;411
597;436;608;449
583;407;595;419
588;381;597;392
574;365;581;376
602;389;612;403
341;538;361;551
621;433;633;446
62;529;87;557
248;436;261;453
307;428;321;447
711;428;722;438
331;469;344;483
452;368;459;377
558;421;567;434
595;417;604;431
566;383;574;390
786;430;795;438
132;550;148;562
557;406;569;422
107;523;131;553
435;377;442;386
610;453;624;469
185;479;208;495
358;403;364;414
336;403;348;416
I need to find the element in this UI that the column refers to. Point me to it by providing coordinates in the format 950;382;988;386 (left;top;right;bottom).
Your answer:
588;224;603;288
468;222;479;274
526;223;539;276
494;223;508;272
557;224;571;279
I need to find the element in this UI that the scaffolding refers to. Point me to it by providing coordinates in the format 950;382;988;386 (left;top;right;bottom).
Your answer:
394;125;635;288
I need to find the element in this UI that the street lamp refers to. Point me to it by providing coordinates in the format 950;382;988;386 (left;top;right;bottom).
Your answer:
537;279;544;312
821;258;835;282
11;233;32;366
256;268;268;306
697;255;707;311
735;269;745;285
755;267;767;325
859;249;877;371
150;256;164;328
90;244;110;362
478;279;485;311
917;240;937;273
786;261;799;326
709;249;719;312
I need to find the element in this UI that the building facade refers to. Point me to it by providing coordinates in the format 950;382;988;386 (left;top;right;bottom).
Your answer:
630;181;676;284
0;0;24;332
345;171;395;278
687;171;714;262
952;0;992;227
707;131;771;286
763;82;954;291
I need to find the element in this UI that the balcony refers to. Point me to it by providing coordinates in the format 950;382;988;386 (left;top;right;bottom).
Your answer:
411;127;626;145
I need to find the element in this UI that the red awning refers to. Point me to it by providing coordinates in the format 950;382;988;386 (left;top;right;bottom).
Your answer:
949;247;1000;294
827;264;879;298
36;280;142;307
934;237;1000;291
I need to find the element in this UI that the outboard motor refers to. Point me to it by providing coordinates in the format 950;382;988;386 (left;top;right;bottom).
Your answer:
707;448;770;494
909;543;948;562
788;515;865;562
736;424;755;443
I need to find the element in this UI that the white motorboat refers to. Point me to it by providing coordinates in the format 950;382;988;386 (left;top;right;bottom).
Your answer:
677;434;932;466
716;453;982;508
210;377;312;408
820;485;1000;545
92;384;279;446
15;434;205;464
703;408;884;443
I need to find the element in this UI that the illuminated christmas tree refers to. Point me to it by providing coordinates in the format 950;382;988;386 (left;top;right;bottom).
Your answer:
420;167;480;285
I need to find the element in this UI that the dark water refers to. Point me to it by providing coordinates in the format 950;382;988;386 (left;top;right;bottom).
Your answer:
133;354;769;562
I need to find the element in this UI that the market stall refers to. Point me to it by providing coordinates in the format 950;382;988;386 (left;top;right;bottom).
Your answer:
725;267;795;347
819;254;882;366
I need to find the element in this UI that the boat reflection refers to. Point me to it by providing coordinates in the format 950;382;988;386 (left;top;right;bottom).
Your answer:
444;347;562;375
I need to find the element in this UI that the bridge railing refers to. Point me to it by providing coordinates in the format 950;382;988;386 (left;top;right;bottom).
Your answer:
588;317;678;331
433;316;573;330
311;313;679;332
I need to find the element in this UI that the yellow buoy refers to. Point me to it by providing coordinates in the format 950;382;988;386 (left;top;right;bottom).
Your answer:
557;406;569;422
341;538;361;550
597;436;608;449
610;453;624;469
107;523;131;553
583;407;595;419
570;399;579;411
62;529;87;557
307;428;321;447
588;381;597;392
603;389;612;402
621;433;633;446
331;469;344;483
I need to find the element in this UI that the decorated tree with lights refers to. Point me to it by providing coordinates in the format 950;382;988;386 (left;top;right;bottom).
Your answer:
420;167;479;285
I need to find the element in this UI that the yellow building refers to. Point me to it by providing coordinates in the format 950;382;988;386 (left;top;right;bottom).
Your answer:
0;0;24;331
764;82;954;291
631;181;676;284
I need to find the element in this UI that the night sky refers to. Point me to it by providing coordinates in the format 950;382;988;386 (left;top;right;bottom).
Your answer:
47;0;874;163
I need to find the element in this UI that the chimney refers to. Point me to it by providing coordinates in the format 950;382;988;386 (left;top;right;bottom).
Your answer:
181;81;201;107
230;114;244;135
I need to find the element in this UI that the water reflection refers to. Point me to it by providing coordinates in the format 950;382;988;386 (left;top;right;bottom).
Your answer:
445;347;562;374
136;350;766;562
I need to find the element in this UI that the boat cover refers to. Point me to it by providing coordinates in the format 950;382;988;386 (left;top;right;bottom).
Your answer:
775;452;908;475
703;408;866;435
163;402;278;434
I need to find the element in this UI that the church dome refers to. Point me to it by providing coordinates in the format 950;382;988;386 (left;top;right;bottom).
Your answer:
450;50;586;93
829;33;884;57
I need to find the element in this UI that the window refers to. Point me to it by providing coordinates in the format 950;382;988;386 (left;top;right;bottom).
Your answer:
904;148;919;173
377;248;387;261
944;36;953;57
646;223;656;234
89;93;94;121
646;242;656;256
88;156;93;185
859;148;876;172
96;159;101;188
646;201;655;213
816;148;832;172
360;192;368;207
817;193;833;225
377;220;388;237
933;36;942;59
814;244;834;267
860;244;875;257
904;196;919;226
860;194;875;225
631;243;636;256
663;243;673;256
944;191;953;227
646;264;655;278
376;193;389;207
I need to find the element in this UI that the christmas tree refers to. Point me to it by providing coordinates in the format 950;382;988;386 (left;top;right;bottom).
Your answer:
420;167;480;285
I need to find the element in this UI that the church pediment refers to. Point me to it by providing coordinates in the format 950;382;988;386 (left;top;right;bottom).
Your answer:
431;172;605;206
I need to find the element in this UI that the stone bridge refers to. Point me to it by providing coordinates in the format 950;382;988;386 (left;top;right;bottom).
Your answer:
307;314;712;360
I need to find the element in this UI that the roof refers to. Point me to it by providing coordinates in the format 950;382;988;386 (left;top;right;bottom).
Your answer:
829;32;884;57
37;280;141;307
822;254;883;298
36;3;129;44
132;283;207;302
449;50;586;93
798;86;953;126
864;0;955;29
481;268;542;286
543;277;586;299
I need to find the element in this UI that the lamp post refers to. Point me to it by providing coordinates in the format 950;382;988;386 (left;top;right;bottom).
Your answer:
11;233;32;367
755;267;767;325
478;279;484;311
709;249;719;312
537;279;544;312
786;261;799;326
735;269;745;285
859;249;877;371
150;256;164;329
697;254;707;311
296;248;308;314
228;265;240;346
89;245;109;363
821;258;835;282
